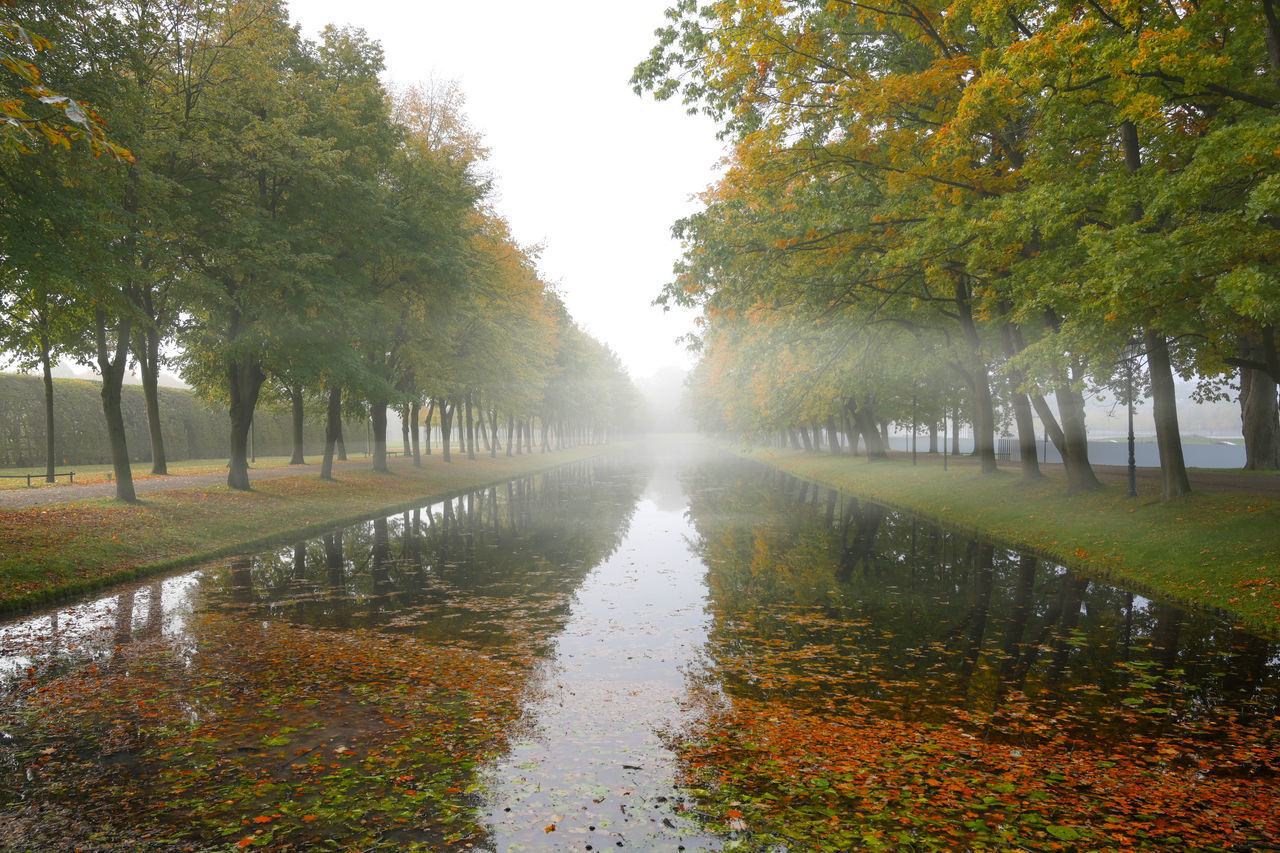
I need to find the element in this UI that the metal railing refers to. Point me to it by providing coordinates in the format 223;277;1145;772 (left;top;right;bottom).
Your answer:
0;471;76;486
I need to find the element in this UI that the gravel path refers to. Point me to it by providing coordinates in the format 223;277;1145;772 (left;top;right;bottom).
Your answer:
0;462;332;510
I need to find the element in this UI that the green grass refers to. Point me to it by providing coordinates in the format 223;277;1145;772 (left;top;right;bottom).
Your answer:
0;447;612;614
734;446;1280;638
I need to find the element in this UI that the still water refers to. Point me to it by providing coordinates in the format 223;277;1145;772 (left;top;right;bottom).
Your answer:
2;443;1276;851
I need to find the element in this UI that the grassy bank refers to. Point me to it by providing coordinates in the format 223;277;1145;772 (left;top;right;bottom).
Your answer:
0;447;610;614
734;446;1280;638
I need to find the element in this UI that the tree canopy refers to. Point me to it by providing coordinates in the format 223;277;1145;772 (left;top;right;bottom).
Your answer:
636;0;1280;491
1;0;639;498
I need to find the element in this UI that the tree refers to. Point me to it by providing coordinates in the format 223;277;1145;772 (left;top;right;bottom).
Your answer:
343;79;486;474
0;0;129;159
639;0;1280;498
179;6;400;490
0;0;143;499
0;276;88;481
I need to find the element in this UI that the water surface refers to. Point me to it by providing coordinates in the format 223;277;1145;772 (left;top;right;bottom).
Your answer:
2;444;1276;850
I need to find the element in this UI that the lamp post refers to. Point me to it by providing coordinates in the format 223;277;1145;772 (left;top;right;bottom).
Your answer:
1124;337;1140;498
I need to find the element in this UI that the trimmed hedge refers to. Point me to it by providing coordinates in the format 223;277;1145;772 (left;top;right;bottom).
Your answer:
0;373;356;467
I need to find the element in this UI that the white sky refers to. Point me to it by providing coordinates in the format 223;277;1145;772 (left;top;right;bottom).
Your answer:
287;0;724;381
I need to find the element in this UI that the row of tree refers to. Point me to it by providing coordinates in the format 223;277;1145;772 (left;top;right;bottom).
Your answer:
0;372;393;467
634;0;1280;495
1;0;639;501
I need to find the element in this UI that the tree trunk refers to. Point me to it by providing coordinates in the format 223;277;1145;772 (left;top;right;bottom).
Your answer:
440;401;453;462
1265;0;1280;82
842;408;859;455
1027;387;1100;491
1240;330;1280;470
135;322;168;475
953;274;998;472
826;416;841;455
506;414;515;456
1146;330;1191;499
410;399;421;466
370;401;389;473
1000;322;1043;479
1022;314;1100;490
845;395;887;459
1054;376;1101;490
321;386;341;480
1028;393;1066;455
329;408;344;461
477;406;491;452
401;405;411;458
1119;120;1187;499
465;392;476;460
966;367;999;473
39;331;55;484
289;383;306;464
227;353;265;491
423;399;434;456
490;408;500;457
95;306;136;502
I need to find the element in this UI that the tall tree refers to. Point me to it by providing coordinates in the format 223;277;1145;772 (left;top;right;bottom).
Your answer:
181;6;393;490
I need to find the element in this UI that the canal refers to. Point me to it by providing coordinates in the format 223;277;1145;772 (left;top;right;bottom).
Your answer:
2;443;1277;851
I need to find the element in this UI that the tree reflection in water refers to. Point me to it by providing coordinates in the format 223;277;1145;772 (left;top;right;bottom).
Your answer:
1;457;643;852
676;456;1280;850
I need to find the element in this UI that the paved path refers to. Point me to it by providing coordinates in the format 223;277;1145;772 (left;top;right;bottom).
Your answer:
0;462;337;510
